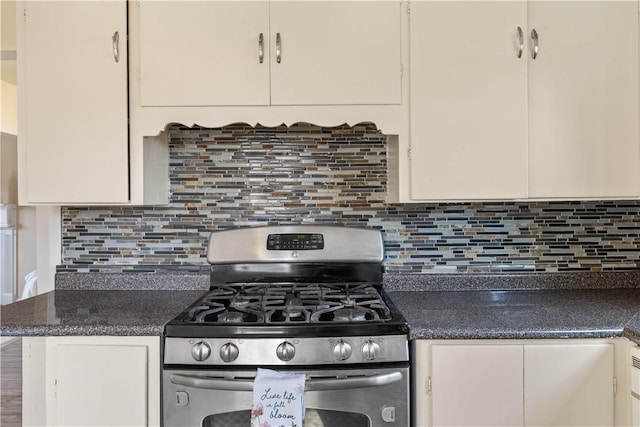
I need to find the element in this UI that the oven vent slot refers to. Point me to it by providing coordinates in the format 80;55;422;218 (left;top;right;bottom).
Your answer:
633;355;640;370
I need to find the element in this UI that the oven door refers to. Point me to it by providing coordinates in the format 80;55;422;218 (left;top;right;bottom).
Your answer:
163;365;409;427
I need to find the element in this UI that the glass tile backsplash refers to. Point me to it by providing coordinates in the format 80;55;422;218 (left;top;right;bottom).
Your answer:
59;123;640;273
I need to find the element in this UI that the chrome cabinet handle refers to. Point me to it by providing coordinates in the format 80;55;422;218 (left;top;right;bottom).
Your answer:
276;32;282;63
258;33;264;63
531;29;539;59
516;27;524;58
112;31;120;63
170;371;402;392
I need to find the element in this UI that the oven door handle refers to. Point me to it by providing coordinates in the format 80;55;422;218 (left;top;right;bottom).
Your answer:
170;371;403;392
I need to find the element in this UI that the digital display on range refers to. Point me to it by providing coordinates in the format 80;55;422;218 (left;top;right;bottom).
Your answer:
267;233;324;250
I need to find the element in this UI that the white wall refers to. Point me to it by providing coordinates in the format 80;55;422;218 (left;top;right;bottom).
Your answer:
1;132;17;204
1;81;17;135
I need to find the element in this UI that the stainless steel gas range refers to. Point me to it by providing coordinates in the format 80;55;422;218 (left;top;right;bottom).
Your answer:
163;225;410;427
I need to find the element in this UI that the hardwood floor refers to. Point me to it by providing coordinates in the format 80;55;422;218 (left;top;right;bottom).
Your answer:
1;338;22;427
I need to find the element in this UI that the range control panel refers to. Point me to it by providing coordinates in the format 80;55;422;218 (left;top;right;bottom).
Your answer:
267;233;324;251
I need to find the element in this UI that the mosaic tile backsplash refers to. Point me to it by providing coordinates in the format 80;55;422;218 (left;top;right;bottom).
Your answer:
59;123;640;273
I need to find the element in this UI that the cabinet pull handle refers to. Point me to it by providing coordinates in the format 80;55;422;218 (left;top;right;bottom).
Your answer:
112;31;120;63
531;29;539;59
516;27;524;58
258;33;264;63
276;32;282;63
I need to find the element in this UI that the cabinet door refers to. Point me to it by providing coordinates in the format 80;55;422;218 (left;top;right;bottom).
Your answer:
269;1;402;105
409;1;528;200
528;1;639;198
633;346;640;427
22;1;129;204
430;344;524;427
138;1;270;106
524;343;614;426
47;337;160;427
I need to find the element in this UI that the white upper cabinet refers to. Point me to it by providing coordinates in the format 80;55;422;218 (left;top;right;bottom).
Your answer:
406;0;639;202
19;0;129;204
137;1;402;107
528;1;640;199
139;2;271;107
269;1;402;106
409;1;528;200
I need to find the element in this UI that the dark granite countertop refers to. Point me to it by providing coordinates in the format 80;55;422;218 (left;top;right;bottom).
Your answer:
387;288;640;341
0;289;206;336
1;272;639;342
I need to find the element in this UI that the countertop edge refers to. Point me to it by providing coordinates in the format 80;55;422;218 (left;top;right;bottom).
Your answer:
55;271;640;291
0;324;164;337
384;271;640;292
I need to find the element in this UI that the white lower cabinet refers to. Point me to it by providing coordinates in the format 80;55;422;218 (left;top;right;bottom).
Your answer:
631;346;640;427
429;344;524;426
23;336;160;427
415;340;618;427
524;344;614;426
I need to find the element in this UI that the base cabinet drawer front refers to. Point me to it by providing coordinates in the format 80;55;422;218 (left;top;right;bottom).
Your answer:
22;336;160;427
415;340;617;427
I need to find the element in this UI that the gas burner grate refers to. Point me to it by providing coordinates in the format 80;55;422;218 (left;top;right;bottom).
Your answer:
183;282;392;325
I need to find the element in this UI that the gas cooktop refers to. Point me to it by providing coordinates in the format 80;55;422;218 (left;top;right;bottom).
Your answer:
165;283;407;338
185;282;392;325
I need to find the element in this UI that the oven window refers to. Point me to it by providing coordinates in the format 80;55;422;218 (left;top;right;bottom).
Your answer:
202;408;370;427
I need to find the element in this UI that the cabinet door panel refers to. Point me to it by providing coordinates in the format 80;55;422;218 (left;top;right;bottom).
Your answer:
139;1;270;106
431;344;524;426
528;1;639;198
524;344;614;427
270;1;401;106
54;344;148;426
23;1;129;203
409;1;528;200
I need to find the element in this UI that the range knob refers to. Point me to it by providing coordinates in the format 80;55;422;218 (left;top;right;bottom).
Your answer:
219;342;239;363
361;340;380;361
333;340;352;361
276;341;296;361
191;341;211;362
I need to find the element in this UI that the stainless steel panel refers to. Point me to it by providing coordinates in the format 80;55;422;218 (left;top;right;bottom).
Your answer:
164;335;409;366
206;225;384;264
163;366;409;427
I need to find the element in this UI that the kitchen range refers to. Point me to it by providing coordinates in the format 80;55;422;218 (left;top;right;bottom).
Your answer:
162;225;410;426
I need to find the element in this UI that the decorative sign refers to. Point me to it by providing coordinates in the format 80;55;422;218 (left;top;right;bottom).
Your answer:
252;368;306;427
